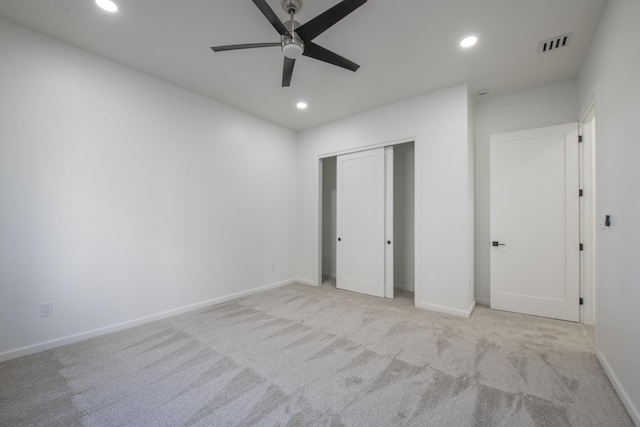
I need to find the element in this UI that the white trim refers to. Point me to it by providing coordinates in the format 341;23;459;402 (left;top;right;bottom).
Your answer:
318;137;415;159
295;277;318;286
416;299;476;318
579;107;597;326
413;139;421;310
597;350;640;426
0;278;296;363
476;298;490;307
318;158;325;288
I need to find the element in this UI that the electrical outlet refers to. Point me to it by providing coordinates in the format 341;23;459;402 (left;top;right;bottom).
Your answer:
40;302;53;317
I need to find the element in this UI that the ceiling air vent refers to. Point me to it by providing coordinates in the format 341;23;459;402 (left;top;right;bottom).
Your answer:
538;33;573;54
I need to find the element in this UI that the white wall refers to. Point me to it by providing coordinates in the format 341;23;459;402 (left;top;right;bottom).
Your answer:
578;0;640;423
393;143;415;292
321;157;337;279
474;81;579;304
0;19;297;360
297;85;475;317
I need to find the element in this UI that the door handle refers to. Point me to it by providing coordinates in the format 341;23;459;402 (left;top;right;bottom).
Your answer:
387;240;391;245
492;241;506;247
338;237;341;242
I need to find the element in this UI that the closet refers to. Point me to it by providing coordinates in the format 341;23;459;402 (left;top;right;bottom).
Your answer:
320;142;414;300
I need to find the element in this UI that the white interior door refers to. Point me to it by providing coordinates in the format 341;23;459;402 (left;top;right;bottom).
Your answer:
490;123;580;322
337;148;385;297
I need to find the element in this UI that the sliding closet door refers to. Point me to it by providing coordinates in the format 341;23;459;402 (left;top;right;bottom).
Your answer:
336;148;385;297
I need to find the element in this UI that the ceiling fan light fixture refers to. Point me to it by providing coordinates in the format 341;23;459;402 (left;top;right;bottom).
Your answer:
282;38;304;59
95;0;118;13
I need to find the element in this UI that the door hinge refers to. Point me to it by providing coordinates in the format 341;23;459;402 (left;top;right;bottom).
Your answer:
579;135;583;143
579;189;583;197
580;243;584;251
580;297;584;305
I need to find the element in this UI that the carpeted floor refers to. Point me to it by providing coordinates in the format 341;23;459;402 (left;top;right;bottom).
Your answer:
0;283;633;426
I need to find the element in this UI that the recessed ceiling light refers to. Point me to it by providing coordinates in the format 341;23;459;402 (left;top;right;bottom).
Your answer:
297;102;308;110
95;0;118;13
460;36;478;48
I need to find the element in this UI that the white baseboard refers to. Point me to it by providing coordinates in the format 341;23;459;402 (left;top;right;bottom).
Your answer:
476;298;490;307
294;278;318;286
596;350;640;426
416;299;476;318
0;278;296;363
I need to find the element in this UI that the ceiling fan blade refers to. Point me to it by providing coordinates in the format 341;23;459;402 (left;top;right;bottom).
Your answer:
297;0;367;42
211;43;280;52
282;57;296;87
252;0;290;36
303;42;360;72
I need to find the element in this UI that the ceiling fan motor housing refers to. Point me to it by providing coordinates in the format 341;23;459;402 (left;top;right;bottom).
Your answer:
282;37;304;58
281;0;302;14
282;18;304;59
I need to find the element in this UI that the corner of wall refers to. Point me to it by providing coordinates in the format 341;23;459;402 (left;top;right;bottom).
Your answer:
416;299;476;319
468;86;477;308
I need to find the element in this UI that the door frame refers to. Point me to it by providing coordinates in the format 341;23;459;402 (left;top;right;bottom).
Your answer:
384;146;394;299
318;138;415;303
579;99;597;327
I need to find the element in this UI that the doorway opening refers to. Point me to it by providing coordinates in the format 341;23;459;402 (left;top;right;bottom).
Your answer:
319;141;415;304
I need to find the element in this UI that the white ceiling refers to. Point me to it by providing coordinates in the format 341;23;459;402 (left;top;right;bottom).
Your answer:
0;0;607;130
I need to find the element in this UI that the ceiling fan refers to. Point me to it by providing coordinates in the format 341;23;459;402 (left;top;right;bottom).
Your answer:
211;0;367;87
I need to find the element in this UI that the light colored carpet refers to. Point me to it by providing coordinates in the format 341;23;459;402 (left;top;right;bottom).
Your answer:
0;283;633;426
